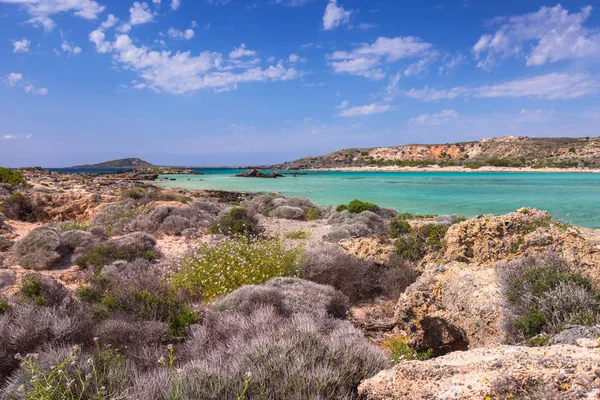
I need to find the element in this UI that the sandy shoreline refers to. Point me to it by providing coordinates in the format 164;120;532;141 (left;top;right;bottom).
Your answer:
304;165;600;173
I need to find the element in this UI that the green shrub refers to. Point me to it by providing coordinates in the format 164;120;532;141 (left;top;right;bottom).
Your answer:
0;296;10;314
524;335;550;347
209;207;261;237
335;204;348;212
0;167;27;186
59;221;89;231
385;336;433;362
304;206;322;220
395;223;448;261
171;236;303;301
285;230;309;240
347;199;376;213
390;216;412;237
19;273;46;306
498;252;600;340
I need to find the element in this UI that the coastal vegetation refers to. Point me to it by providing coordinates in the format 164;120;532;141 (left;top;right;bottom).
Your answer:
2;166;600;399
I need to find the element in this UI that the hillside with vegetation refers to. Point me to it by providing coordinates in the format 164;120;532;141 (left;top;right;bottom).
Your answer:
70;158;154;169
271;136;600;169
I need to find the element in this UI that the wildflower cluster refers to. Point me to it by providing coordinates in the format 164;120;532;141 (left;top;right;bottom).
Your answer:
170;236;303;301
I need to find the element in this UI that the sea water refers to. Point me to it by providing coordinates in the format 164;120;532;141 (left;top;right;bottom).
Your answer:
148;170;600;229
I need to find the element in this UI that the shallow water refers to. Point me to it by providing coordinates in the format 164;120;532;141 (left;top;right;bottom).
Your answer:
150;169;600;228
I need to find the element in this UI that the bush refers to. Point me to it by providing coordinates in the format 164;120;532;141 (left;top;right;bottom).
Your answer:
19;273;68;307
304;206;322;220
497;252;600;341
301;246;418;304
390;216;412;237
0;193;37;221
0;167;26;186
171;236;303;301
92;200;140;235
76;232;158;273
270;206;305;220
347;199;376;213
394;223;448;261
242;194;324;221
209;207;261;237
214;277;350;320
133;306;387;400
325;210;387;242
121;187;190;205
285;230;309;240
0;237;13;252
14;226;64;270
0;271;16;291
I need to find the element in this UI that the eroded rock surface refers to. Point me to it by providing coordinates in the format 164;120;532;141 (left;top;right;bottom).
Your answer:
359;345;600;399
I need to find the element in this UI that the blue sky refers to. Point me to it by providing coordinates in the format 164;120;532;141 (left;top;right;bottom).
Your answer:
1;0;599;167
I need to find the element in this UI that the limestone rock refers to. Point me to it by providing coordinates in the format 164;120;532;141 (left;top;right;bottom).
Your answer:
358;345;600;399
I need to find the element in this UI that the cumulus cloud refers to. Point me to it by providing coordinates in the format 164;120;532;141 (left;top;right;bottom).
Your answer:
12;38;30;53
473;4;600;69
409;109;459;126
328;36;432;79
89;34;302;94
0;0;105;31
336;100;349;110
5;73;23;87
130;2;154;25
171;0;181;10
288;54;306;63
167;27;195;40
61;41;82;55
323;0;351;30
24;84;48;95
340;103;392;117
100;14;118;29
406;73;600;101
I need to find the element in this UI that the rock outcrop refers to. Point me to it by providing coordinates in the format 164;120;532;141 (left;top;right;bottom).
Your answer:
235;169;284;178
358;345;600;399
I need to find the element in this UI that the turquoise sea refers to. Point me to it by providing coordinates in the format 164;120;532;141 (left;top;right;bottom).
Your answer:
150;170;600;229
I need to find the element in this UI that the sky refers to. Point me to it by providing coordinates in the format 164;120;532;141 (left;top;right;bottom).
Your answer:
1;0;600;167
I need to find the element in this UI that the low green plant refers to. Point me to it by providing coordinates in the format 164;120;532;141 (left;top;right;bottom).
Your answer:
19;273;45;306
335;204;347;212
395;223;448;261
209;207;261;237
171;236;303;301
0;296;10;314
76;242;157;273
389;216;412;237
0;166;27;186
0;192;37;221
524;335;550;347
60;221;89;231
347;199;376;213
285;230;309;240
384;336;433;362
304;206;322;221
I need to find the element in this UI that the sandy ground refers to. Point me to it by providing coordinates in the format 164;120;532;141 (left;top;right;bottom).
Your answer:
309;165;600;173
258;215;331;247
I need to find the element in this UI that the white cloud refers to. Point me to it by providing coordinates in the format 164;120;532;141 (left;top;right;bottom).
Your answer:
357;23;376;30
171;0;181;10
406;73;600;101
438;52;464;75
275;0;313;6
5;73;23;87
473;4;600;69
0;0;105;31
12;38;30;53
229;43;257;59
24;84;48;95
153;0;161;4
167;27;195;40
1;134;32;140
90;34;302;94
329;36;432;79
336;100;348;109
100;14;118;29
117;23;132;33
323;0;351;30
409;109;459;126
130;2;154;25
340;103;392;117
288;53;306;63
89;29;112;53
404;53;438;77
515;108;554;124
61;41;82;55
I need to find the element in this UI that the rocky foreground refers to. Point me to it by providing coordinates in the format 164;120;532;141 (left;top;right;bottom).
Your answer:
1;168;600;399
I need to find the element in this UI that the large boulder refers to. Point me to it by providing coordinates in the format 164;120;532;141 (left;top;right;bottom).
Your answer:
395;261;502;352
358;345;600;399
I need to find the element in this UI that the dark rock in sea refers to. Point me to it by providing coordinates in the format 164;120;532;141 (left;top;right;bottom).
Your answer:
236;169;284;178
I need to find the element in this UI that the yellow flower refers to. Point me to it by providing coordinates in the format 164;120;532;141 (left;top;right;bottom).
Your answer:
561;383;569;391
485;397;492;400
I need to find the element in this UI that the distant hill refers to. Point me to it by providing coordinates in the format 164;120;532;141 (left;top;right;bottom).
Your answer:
71;158;154;169
269;136;600;169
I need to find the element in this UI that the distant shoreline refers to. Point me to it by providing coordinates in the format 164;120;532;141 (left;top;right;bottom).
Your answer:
303;165;600;173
